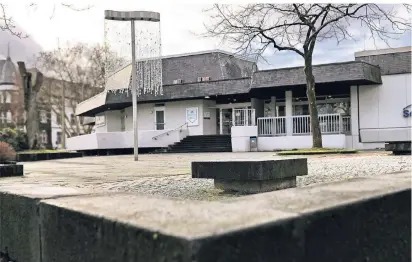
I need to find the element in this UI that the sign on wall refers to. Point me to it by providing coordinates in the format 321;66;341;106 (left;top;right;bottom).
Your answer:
186;107;199;126
203;111;211;119
403;105;412;117
95;115;106;127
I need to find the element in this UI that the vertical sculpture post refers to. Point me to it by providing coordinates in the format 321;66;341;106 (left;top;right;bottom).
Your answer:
130;19;138;161
104;10;161;161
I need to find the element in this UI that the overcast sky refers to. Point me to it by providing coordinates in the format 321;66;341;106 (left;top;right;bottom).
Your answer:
1;1;411;69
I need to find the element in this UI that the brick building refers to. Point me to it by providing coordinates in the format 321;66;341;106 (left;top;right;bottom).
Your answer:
0;49;91;149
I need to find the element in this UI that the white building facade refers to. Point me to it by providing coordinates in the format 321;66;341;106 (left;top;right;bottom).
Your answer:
67;48;411;153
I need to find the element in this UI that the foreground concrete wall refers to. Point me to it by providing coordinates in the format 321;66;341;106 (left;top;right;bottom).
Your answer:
0;185;90;262
0;172;410;262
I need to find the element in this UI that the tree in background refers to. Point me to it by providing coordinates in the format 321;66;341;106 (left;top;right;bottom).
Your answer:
17;62;43;149
35;43;125;144
204;4;411;148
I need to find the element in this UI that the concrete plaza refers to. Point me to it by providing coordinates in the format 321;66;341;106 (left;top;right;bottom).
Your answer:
1;151;410;201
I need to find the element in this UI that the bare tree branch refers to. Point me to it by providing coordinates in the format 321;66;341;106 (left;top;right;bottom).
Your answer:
0;3;27;38
35;43;125;137
60;3;94;12
0;2;93;38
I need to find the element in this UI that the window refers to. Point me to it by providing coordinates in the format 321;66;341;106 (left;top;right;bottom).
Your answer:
56;112;61;125
40;110;47;124
6;110;12;123
41;130;48;144
70;114;76;125
0;92;3;103
0;112;4;123
56;132;62;145
5;92;11;103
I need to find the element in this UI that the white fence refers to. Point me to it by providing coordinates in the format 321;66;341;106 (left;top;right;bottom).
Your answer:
233;109;256;126
258;114;351;136
256;117;286;136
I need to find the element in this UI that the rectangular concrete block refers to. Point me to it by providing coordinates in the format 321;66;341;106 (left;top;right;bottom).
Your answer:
0;172;410;262
39;172;410;262
214;177;296;193
0;184;91;262
192;158;307;181
39;193;296;262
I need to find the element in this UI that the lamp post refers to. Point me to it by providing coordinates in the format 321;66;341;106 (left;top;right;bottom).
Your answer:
104;10;160;161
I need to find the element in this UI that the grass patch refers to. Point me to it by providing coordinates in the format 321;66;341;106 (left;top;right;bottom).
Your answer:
18;149;70;154
276;148;357;156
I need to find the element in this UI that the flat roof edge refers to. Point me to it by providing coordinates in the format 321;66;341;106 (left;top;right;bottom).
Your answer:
355;46;412;57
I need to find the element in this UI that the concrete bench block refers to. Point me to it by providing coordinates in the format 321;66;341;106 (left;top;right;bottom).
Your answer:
0;185;91;262
192;159;307;193
0;172;410;261
39;172;411;262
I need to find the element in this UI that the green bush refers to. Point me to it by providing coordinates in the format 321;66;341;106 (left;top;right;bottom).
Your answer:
0;128;29;152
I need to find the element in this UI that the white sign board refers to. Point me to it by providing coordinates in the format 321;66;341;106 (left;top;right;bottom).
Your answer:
95;115;106;127
186;107;199;126
203;111;211;119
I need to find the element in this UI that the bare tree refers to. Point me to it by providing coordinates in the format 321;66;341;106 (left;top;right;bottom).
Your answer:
35;43;125;141
0;2;93;38
204;4;411;148
17;62;43;149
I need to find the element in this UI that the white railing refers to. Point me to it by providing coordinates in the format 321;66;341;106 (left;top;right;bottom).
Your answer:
257;117;286;136
233;109;256;126
258;114;351;136
342;116;351;133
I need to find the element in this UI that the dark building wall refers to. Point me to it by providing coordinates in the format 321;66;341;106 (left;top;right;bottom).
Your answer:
161;52;256;85
355;51;411;75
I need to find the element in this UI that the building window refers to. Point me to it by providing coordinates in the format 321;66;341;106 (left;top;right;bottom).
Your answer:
0;112;5;123
40;110;47;124
5;92;11;103
56;112;61;125
6;110;12;123
41;130;48;144
0;92;3;103
70;114;76;125
56;132;62;145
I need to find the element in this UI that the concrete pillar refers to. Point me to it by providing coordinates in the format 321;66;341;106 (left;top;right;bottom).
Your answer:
219;108;223;135
251;98;264;119
285;90;293;136
270;96;277;117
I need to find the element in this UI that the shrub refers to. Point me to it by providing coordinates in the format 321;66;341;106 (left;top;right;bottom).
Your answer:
0;141;16;162
15;129;29;151
0;128;29;152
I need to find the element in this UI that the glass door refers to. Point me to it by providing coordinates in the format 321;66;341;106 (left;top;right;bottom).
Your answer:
155;108;165;130
222;108;232;134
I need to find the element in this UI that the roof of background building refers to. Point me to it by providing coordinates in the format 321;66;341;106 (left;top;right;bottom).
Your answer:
70;47;409;116
0;44;19;90
0;56;18;87
355;46;412;57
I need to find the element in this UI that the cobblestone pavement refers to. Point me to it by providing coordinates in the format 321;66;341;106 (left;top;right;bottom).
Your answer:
1;151;410;201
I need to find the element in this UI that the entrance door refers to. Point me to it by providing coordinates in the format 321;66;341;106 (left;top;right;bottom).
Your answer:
222;108;233;134
155;108;165;130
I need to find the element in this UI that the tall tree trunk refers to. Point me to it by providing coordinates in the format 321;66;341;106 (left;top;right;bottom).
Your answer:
303;56;323;148
17;62;44;150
